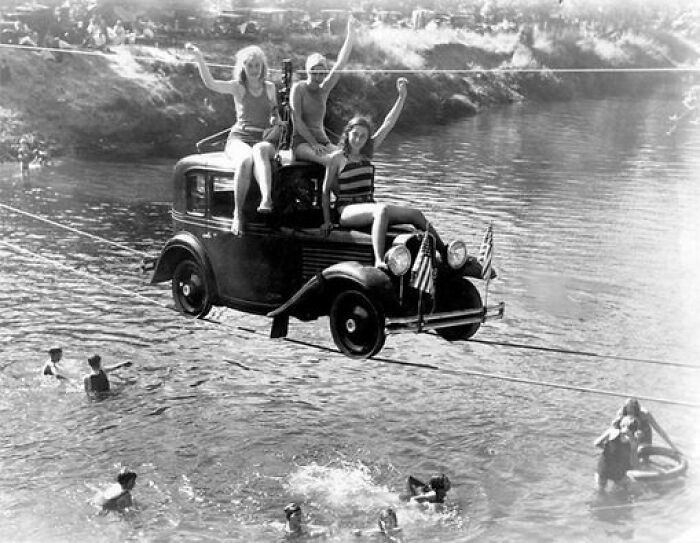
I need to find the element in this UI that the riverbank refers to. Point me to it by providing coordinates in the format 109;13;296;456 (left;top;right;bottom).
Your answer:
0;24;698;159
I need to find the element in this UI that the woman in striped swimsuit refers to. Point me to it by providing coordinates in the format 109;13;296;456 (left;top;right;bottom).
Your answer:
320;78;444;267
188;43;282;235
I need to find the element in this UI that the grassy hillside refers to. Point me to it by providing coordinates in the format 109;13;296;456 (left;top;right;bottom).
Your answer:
0;22;697;159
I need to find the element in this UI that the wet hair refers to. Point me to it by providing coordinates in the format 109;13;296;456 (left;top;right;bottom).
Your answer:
284;502;301;520
117;470;137;486
48;347;62;355
620;416;639;435
429;473;451;492
339;116;374;158
622;398;641;418
233;45;268;86
377;507;397;532
88;354;102;369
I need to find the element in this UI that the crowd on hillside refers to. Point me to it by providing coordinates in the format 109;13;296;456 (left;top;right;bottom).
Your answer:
0;4;165;53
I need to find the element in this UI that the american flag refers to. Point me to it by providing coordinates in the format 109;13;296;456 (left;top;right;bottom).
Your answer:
411;227;434;295
478;224;493;281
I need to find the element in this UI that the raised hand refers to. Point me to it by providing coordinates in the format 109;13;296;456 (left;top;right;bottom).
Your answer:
396;77;408;96
184;42;200;55
347;15;360;34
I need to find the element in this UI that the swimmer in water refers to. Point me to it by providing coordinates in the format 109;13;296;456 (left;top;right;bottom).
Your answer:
93;469;137;511
407;473;451;505
594;415;640;491
41;346;69;380
83;354;132;398
353;507;404;541
611;398;679;452
284;502;328;539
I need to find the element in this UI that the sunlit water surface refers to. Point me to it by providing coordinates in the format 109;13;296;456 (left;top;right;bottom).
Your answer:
1;93;699;542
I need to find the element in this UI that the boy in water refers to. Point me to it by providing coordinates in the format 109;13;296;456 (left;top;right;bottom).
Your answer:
611;397;679;452
83;354;132;397
407;473;451;504
594;416;640;491
94;469;137;511
283;502;328;539
41;346;69;380
353;507;403;541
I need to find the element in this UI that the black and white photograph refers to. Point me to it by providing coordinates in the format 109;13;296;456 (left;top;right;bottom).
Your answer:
1;0;698;540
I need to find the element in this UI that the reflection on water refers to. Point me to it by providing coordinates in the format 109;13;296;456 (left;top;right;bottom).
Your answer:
1;93;699;542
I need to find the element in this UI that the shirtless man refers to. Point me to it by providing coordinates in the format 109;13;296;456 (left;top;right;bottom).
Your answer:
284;502;328;539
41;347;68;380
94;469;137;511
83;354;132;397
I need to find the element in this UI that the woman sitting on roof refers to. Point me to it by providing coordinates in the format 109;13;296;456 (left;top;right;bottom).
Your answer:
290;16;358;166
187;42;282;236
319;77;445;267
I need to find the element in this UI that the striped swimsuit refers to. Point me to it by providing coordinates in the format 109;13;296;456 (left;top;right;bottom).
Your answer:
335;159;375;211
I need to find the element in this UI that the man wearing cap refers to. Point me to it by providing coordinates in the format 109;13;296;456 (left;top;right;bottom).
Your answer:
290;16;358;166
41;347;69;380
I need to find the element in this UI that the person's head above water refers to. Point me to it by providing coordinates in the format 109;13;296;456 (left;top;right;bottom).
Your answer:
233;45;268;86
622;398;642;418
619;416;639;437
429;473;451;492
377;507;398;533
117;469;137;490
88;354;102;370
284;502;303;532
48;346;62;361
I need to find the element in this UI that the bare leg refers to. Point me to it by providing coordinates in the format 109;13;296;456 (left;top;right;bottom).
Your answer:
340;203;442;267
226;139;254;236
293;143;334;166
338;203;390;266
372;204;390;267
252;141;275;211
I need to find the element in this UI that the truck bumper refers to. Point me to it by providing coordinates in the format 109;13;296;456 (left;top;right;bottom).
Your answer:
385;302;505;333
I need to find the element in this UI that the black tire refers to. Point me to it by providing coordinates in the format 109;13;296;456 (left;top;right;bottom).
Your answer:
171;259;213;318
435;278;482;341
329;289;386;359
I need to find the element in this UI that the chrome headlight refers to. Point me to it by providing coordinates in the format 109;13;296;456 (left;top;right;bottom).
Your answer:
383;244;411;276
447;240;468;269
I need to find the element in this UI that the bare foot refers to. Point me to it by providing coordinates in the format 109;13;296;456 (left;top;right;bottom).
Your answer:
231;213;243;236
257;200;273;214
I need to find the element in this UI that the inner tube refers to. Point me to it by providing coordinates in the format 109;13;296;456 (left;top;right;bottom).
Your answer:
627;445;688;482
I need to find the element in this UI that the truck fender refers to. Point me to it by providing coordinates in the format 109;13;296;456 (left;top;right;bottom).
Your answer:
150;231;213;286
268;261;394;319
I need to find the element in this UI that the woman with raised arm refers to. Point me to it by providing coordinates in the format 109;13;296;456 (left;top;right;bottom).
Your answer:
290;16;358;165
187;43;282;235
320;78;445;267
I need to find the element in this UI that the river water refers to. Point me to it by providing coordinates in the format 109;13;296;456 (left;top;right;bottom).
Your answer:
1;91;699;542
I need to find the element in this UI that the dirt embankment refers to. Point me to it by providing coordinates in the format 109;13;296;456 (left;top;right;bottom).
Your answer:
0;27;697;160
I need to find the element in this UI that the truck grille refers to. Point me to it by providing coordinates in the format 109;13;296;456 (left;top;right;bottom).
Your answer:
302;244;373;280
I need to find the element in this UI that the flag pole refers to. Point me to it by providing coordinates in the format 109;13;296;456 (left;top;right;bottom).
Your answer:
479;222;494;320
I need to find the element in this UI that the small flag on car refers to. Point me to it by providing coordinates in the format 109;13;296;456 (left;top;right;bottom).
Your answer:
478;224;493;281
411;226;434;296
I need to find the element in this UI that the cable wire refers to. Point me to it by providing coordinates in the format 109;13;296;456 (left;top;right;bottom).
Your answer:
2;238;698;409
3;42;700;75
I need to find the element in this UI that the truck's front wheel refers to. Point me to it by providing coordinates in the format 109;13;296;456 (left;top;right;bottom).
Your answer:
329;289;386;359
